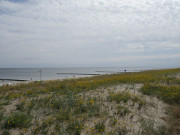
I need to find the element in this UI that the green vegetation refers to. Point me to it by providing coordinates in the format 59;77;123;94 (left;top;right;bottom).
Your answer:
0;68;179;134
95;121;105;133
139;118;170;135
4;112;31;129
116;105;131;116
140;84;180;104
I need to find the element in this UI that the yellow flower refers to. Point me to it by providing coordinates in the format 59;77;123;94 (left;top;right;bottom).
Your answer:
90;99;95;105
130;124;133;127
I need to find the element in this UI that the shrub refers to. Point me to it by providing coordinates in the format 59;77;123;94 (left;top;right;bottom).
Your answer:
116;105;131;116
4;112;31;129
95;121;105;133
109;92;131;103
52;99;64;110
16;102;25;111
56;110;70;122
0;112;3;122
66;120;83;135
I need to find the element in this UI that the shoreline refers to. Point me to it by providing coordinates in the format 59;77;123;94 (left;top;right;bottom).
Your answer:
0;74;98;87
0;67;159;87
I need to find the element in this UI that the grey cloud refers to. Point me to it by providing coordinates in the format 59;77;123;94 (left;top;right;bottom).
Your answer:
24;57;42;60
7;0;29;3
0;0;180;67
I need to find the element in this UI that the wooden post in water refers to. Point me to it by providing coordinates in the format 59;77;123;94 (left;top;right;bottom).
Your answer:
39;70;42;81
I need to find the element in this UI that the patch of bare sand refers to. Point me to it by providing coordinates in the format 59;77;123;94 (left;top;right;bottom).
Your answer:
176;73;180;79
4;99;19;114
10;129;20;135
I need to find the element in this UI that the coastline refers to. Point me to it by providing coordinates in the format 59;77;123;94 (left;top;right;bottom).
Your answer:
0;67;161;87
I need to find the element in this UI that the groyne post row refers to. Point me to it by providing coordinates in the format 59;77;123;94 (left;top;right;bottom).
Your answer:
0;79;29;82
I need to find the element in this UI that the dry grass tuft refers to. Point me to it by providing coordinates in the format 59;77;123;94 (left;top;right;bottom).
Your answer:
172;105;180;118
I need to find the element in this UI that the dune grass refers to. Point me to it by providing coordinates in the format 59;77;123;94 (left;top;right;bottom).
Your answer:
140;84;180;104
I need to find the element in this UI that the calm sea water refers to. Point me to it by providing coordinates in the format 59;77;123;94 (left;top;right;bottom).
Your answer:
0;67;153;86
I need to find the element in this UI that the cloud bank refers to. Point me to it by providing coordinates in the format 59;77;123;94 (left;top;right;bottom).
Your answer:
0;0;180;67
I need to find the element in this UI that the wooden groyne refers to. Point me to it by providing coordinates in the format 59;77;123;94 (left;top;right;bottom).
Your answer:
0;79;29;82
95;71;121;73
57;73;100;75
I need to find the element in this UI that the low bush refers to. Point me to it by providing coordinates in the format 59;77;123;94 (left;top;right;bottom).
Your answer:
4;112;31;129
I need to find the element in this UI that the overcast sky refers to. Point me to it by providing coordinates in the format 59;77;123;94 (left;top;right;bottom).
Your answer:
0;0;180;68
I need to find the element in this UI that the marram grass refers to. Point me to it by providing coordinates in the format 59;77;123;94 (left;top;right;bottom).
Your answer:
140;83;180;104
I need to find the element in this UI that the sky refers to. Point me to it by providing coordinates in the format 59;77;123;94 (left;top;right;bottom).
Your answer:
0;0;180;68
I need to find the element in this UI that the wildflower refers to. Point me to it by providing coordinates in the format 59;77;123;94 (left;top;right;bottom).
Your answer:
86;127;89;131
89;99;95;105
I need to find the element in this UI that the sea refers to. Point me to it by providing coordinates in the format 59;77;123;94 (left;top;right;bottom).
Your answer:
0;67;158;86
